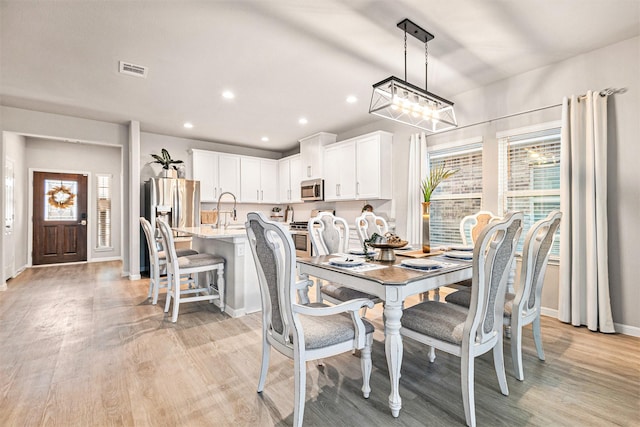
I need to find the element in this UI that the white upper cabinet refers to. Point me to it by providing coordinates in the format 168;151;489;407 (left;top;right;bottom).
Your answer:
299;132;336;180
240;157;278;203
278;154;302;203
191;149;241;202
324;141;356;201
356;132;392;200
323;130;393;201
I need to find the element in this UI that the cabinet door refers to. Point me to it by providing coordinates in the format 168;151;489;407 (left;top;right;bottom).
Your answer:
240;157;261;203
338;141;357;199
323;145;341;200
356;135;380;199
278;159;291;202
260;159;279;203
192;150;219;202
288;155;302;203
218;154;241;197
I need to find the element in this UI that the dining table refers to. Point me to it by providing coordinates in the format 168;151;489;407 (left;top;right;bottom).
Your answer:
296;251;473;418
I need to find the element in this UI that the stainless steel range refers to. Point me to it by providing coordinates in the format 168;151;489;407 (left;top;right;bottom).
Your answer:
289;209;334;257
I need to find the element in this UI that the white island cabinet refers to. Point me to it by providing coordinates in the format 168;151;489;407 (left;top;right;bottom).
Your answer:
173;226;261;317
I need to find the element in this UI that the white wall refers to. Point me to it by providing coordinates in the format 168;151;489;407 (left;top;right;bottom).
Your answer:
25;138;122;261
355;36;639;330
0;107;131;274
3;133;27;276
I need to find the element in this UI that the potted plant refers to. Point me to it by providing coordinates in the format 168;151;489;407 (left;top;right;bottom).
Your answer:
271;207;284;221
420;165;457;252
151;148;183;178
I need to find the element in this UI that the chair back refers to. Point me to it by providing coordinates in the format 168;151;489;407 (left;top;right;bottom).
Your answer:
355;212;389;245
515;210;562;314
140;217;161;264
460;211;501;246
308;212;349;255
246;212;297;349
156;218;179;277
465;211;523;347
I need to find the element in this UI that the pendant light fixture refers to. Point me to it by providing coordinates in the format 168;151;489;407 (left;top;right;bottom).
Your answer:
369;19;457;133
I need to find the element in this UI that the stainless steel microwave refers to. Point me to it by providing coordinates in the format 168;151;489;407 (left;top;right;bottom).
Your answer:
300;178;324;202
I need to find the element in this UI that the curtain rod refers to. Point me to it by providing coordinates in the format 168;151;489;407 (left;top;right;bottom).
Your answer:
432;87;627;135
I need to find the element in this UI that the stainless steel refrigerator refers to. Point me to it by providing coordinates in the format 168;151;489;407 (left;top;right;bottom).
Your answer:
142;177;200;271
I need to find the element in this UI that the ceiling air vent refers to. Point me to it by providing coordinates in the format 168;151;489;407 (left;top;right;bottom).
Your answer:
119;61;148;78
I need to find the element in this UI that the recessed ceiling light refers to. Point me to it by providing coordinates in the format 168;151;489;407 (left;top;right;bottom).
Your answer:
183;122;194;129
222;90;235;99
346;95;358;103
261;136;269;142
298;117;308;125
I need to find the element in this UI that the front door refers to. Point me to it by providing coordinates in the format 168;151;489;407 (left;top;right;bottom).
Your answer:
33;172;88;265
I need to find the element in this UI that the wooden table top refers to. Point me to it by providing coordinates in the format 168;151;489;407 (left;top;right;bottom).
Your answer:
297;254;472;286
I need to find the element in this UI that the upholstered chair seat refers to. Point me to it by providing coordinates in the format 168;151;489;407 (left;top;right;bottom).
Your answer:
246;212;374;427
445;210;562;382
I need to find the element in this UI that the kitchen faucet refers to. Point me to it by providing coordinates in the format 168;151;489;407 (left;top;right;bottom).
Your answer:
216;191;237;228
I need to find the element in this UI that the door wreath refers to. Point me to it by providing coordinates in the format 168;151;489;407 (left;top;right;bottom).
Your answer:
47;185;76;209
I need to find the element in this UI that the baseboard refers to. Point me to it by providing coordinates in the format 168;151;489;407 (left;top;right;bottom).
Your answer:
89;256;121;263
129;274;142;280
614;323;640;337
541;305;640;337
223;305;246;318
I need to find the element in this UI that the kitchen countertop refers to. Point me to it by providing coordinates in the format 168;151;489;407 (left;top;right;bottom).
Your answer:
173;225;247;239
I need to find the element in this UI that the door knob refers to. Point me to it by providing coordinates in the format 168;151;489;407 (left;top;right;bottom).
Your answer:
79;220;87;225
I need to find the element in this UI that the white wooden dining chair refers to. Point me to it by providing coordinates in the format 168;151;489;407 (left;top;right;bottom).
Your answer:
245;212;374;427
459;210;501;246
355;212;389;246
446;210;562;381
308;212;380;314
400;211;523;427
157;218;225;322
139;217;197;305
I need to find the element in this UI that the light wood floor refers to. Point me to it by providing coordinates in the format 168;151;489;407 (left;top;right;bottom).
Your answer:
1;261;638;426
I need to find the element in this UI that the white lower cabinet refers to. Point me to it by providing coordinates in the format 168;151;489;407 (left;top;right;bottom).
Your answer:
240;157;278;203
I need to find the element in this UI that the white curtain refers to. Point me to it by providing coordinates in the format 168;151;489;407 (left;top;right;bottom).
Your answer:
406;132;426;244
558;91;615;333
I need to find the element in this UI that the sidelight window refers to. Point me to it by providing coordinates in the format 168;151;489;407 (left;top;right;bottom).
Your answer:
96;174;112;249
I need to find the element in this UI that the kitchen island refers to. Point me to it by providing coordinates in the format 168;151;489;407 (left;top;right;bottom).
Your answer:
173;225;261;317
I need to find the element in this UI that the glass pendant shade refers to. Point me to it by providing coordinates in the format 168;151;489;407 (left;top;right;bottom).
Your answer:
369;19;457;133
370;77;457;133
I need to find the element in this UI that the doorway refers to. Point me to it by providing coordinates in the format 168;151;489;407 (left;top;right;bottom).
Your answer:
32;171;88;265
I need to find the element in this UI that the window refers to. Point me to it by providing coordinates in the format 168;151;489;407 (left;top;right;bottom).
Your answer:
96;174;112;249
499;128;561;256
428;142;483;246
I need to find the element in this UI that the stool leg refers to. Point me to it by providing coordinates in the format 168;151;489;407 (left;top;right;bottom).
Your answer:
217;266;225;312
164;271;173;313
171;273;181;323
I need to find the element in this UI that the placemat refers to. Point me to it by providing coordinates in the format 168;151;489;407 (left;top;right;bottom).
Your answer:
396;250;444;258
322;262;388;272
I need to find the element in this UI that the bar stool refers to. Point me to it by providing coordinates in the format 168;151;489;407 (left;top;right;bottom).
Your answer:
139;217;198;305
157;218;226;322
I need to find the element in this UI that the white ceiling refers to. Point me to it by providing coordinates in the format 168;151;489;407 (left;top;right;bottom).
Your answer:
1;0;639;152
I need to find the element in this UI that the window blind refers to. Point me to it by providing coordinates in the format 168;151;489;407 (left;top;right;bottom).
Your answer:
428;144;483;246
500;130;561;255
97;175;112;249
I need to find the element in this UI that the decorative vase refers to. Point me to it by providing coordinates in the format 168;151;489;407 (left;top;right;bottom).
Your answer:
162;168;178;179
422;202;431;253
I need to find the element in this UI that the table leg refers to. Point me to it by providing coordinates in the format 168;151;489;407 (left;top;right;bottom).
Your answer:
384;298;403;417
